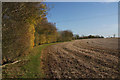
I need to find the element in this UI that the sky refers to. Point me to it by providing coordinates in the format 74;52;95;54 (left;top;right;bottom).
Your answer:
45;2;118;37
1;0;119;2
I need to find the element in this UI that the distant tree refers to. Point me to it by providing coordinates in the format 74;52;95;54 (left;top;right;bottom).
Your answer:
58;30;73;42
88;35;93;38
74;34;80;40
113;34;116;38
100;36;104;38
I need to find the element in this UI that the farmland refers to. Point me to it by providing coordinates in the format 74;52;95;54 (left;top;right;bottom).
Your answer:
42;38;119;78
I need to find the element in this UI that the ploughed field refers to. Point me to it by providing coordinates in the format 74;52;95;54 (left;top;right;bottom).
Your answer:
41;38;119;78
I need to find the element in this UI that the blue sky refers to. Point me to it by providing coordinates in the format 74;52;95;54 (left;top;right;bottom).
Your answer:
45;2;118;37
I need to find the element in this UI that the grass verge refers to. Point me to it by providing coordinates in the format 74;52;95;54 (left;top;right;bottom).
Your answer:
2;43;57;78
21;43;57;78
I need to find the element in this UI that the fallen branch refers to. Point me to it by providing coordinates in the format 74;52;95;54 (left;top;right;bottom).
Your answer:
0;60;21;68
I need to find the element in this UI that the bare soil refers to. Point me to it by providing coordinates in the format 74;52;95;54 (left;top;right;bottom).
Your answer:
41;38;119;78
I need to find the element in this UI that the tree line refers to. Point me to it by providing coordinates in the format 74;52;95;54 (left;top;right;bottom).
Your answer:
2;2;74;64
74;34;104;40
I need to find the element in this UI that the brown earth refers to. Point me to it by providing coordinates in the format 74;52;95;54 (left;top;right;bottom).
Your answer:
41;38;119;78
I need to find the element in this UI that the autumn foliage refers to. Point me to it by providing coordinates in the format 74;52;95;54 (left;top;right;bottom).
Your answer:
2;2;74;64
2;2;46;64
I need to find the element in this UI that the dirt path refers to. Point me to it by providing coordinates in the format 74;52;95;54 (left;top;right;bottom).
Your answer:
41;38;119;78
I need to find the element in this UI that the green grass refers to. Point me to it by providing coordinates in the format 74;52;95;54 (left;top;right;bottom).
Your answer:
3;42;62;78
21;43;56;78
